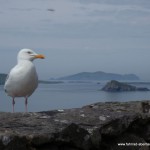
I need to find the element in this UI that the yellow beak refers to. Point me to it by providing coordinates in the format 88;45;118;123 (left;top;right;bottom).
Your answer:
35;54;45;59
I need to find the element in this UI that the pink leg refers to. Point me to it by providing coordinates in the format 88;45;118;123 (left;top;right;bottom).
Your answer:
12;98;15;113
25;97;28;112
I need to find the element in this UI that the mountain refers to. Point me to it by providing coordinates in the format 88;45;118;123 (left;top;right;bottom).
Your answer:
0;73;7;85
57;71;140;81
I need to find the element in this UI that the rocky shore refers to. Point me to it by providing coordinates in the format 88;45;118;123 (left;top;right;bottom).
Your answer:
0;101;150;150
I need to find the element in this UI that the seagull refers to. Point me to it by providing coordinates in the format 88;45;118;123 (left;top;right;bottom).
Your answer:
4;49;45;112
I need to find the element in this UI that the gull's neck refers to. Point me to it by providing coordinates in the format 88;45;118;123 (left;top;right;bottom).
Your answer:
18;59;33;64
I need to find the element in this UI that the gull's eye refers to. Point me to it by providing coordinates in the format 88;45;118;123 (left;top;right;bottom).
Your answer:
27;51;32;54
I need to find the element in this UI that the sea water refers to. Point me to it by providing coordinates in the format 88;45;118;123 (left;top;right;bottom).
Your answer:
1;81;150;112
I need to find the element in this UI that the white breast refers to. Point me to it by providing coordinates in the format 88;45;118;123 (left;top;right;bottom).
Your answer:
4;60;38;98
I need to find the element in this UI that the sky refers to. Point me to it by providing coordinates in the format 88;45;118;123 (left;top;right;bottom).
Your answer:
0;0;150;80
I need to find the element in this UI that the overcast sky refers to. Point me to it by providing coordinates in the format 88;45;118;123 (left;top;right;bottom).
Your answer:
0;0;150;80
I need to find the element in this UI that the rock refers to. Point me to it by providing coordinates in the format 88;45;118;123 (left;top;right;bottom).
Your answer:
0;101;150;149
136;87;150;91
101;80;149;92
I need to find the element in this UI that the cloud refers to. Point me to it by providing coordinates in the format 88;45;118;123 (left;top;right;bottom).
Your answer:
76;3;150;25
0;0;150;30
9;8;41;12
0;0;150;46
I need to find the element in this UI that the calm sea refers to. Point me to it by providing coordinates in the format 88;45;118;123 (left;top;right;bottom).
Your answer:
1;81;150;112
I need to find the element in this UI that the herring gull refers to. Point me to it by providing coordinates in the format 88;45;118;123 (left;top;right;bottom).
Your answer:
4;49;45;112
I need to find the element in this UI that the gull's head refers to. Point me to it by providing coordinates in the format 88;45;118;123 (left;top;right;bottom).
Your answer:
18;49;45;61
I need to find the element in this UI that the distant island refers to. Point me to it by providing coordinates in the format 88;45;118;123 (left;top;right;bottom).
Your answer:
57;71;140;81
102;80;149;92
39;80;63;84
0;74;63;85
0;73;7;85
